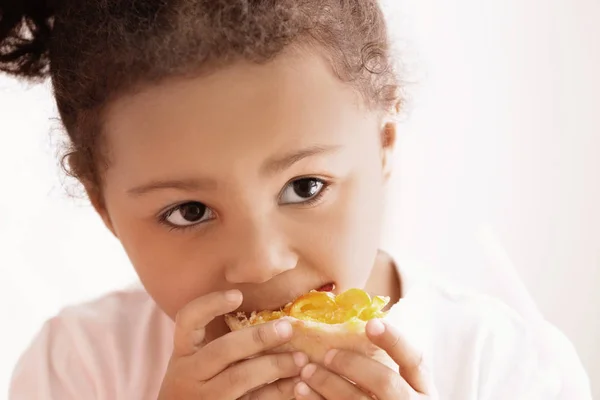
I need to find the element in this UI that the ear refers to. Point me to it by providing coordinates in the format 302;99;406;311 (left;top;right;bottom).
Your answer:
380;121;397;181
84;183;118;238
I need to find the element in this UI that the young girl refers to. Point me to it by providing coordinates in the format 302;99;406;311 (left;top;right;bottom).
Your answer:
2;1;591;399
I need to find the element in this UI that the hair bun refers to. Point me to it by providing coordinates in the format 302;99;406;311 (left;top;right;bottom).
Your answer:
0;0;57;79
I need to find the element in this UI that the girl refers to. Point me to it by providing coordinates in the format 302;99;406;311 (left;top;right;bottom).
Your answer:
1;0;591;399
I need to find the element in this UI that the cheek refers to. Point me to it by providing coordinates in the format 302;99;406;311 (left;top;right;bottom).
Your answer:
110;211;225;319
294;169;385;288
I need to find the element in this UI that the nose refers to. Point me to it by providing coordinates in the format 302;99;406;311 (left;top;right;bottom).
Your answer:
224;219;297;284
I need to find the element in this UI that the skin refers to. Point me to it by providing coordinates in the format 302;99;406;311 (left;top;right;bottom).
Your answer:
295;318;434;399
90;48;433;398
156;291;433;399
96;49;399;334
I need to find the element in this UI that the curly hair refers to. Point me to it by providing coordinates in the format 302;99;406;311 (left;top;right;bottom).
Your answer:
0;0;400;199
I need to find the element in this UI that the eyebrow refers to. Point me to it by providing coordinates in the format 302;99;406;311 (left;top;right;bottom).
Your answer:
127;144;341;197
261;144;341;176
128;177;218;197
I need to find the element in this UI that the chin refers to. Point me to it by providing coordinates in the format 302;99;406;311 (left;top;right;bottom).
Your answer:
225;287;396;369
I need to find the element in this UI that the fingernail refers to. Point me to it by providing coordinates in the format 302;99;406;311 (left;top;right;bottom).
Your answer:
293;352;308;368
295;381;311;396
367;319;386;336
324;349;338;366
275;320;292;339
301;363;317;379
225;290;241;302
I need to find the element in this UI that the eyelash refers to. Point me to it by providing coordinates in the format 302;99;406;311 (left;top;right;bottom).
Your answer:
158;178;332;232
288;179;331;208
157;207;204;233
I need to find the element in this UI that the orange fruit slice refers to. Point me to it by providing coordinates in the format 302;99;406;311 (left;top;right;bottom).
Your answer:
269;288;390;324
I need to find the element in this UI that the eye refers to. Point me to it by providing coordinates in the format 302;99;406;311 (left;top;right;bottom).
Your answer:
279;178;326;205
162;202;216;227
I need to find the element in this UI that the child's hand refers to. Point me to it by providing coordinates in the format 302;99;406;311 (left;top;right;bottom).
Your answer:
294;319;437;400
158;290;307;400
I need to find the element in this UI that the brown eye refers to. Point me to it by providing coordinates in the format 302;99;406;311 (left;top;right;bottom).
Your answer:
164;202;215;227
280;178;325;204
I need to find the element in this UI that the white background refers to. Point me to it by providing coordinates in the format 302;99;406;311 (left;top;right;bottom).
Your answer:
0;0;598;398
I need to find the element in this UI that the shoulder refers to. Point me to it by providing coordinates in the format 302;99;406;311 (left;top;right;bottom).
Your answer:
58;286;174;338
388;279;592;399
52;287;174;360
10;287;173;400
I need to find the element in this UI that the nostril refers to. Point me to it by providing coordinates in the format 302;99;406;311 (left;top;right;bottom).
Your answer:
223;240;298;284
224;259;297;284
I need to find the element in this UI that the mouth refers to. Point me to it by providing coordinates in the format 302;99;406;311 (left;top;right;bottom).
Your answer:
273;281;336;310
240;282;337;315
315;282;336;292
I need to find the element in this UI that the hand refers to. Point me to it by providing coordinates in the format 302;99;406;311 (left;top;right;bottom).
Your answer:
293;319;437;400
157;290;309;400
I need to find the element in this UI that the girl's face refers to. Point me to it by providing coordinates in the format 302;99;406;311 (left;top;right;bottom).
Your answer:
97;50;396;320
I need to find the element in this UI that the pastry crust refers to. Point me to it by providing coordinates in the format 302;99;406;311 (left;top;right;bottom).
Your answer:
225;309;396;370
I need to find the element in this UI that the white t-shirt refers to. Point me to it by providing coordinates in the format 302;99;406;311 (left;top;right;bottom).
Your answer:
9;270;592;399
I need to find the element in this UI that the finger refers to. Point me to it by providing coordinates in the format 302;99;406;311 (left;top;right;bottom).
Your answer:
294;381;325;400
242;377;299;400
366;319;432;394
298;363;370;400
173;290;243;357
192;318;293;378
205;352;308;399
323;349;413;400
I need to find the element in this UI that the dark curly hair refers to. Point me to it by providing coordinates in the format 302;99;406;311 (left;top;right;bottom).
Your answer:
0;0;400;201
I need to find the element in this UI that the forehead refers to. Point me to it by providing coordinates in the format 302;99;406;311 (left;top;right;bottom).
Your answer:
102;51;378;183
